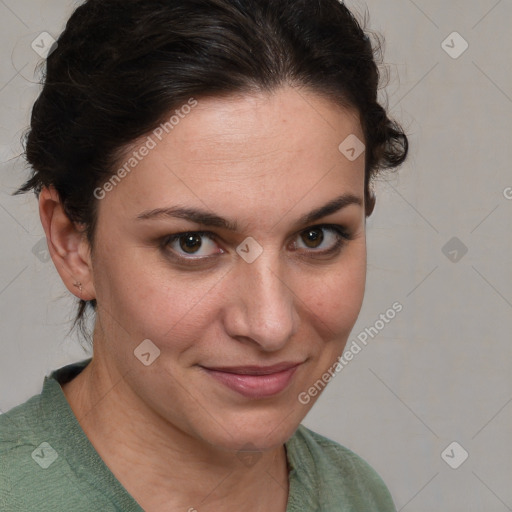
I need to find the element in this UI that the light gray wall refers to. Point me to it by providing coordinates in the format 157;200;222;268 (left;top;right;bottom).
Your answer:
1;1;511;510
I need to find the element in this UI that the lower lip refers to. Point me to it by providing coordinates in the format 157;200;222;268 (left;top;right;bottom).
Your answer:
202;366;299;399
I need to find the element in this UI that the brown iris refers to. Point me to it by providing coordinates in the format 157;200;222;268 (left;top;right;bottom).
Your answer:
180;234;203;254
301;228;324;249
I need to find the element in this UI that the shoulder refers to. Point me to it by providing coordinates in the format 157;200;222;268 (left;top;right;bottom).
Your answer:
286;424;396;511
0;391;46;459
0;392;49;509
0;378;111;511
0;361;136;511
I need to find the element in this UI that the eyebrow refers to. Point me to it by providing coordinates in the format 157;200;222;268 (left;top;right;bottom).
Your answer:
136;193;363;231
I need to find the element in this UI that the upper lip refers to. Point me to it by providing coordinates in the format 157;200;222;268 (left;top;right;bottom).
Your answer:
201;362;303;376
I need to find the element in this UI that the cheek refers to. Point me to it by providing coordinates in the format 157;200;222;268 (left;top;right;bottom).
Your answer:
298;244;367;337
93;243;219;349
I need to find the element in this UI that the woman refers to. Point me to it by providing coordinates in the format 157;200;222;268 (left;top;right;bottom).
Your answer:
1;0;408;510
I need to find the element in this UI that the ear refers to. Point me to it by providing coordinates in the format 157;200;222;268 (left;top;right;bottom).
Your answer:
365;192;376;217
38;186;95;301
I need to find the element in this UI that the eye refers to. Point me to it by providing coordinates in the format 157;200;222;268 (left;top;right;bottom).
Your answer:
162;231;223;260
161;224;352;265
292;225;351;254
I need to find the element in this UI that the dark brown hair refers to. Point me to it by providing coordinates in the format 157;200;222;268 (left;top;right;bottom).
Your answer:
14;0;409;344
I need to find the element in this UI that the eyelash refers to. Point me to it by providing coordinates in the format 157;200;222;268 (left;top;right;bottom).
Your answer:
160;224;353;266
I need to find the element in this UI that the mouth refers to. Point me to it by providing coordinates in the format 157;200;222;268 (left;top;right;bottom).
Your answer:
199;362;303;399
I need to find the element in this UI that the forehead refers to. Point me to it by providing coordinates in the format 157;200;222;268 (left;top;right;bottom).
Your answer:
101;86;365;224
161;88;362;171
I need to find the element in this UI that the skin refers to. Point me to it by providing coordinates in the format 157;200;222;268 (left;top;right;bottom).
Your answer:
39;85;372;512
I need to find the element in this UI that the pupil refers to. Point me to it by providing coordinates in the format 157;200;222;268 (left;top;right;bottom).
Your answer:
180;234;202;253
303;229;323;248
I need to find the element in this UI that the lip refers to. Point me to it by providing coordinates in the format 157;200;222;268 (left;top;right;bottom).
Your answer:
200;362;302;399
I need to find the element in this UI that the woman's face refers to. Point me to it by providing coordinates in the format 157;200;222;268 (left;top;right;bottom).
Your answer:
89;86;368;452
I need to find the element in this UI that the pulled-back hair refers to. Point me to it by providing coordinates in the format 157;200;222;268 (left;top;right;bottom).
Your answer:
14;0;408;344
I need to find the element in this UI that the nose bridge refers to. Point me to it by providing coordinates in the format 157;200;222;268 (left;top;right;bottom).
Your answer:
231;250;298;350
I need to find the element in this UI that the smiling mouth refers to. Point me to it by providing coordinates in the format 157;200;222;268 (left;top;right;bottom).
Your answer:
199;362;303;398
202;362;302;375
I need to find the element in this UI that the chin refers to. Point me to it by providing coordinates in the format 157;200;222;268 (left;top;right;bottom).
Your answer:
196;405;306;454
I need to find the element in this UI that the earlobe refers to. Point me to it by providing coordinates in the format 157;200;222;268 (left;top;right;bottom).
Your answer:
38;186;95;301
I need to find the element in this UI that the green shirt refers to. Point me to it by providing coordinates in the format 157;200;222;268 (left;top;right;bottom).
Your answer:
0;359;396;511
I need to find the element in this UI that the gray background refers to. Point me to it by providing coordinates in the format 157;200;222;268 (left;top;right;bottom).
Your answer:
1;0;511;510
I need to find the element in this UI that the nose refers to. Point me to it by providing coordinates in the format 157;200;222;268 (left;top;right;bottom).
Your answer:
222;254;299;352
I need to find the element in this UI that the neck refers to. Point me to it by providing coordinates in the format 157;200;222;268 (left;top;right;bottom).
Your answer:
61;354;290;512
